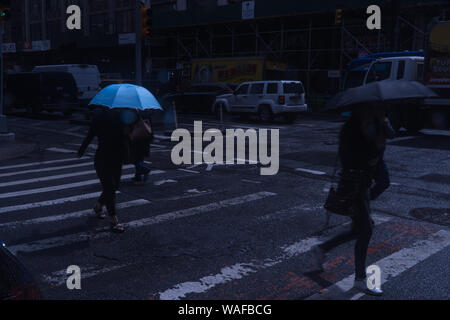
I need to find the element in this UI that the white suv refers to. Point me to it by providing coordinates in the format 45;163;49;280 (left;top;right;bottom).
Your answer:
213;80;308;123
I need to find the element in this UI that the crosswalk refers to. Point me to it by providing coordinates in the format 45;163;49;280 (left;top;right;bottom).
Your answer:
0;147;449;300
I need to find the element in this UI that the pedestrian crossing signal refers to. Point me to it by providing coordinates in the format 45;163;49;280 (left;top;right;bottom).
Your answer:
141;6;152;38
335;9;342;25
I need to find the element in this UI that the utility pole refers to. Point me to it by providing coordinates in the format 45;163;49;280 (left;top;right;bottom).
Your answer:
135;0;143;86
0;20;5;134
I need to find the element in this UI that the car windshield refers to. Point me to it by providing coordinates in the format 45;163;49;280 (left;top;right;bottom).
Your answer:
283;82;304;94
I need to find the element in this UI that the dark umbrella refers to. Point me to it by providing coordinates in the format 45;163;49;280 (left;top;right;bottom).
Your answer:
326;80;437;110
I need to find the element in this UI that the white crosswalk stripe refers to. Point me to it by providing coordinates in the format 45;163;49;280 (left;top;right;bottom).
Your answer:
0;161;93;178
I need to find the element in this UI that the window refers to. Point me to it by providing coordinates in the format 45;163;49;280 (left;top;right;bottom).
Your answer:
417;63;424;81
235;84;249;95
397;60;405;80
366;62;392;83
344;71;366;89
176;0;187;11
115;10;135;33
266;83;278;94
250;83;264;94
46;0;61;18
90;14;108;36
283;82;304;94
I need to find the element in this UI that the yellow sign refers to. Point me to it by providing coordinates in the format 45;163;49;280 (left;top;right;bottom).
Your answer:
192;58;265;83
430;24;450;52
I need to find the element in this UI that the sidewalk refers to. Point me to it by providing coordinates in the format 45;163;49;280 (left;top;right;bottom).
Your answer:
0;139;38;161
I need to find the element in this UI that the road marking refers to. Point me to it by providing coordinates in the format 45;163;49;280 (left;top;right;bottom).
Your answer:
0;162;93;178
296;168;327;175
154;179;177;186
0;191;102;214
0;199;150;228
241;179;261;184
9;191;276;254
67;126;83;133
0;165;134;188
156;214;391;300
320;229;450;300
0;171;164;199
46;147;78;154
0;157;90;171
178;169;200;174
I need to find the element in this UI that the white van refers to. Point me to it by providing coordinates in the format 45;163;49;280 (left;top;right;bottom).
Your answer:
32;64;101;104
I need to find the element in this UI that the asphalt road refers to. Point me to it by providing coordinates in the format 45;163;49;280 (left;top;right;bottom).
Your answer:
1;110;449;300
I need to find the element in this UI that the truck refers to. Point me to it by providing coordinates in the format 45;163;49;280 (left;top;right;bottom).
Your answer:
350;21;450;132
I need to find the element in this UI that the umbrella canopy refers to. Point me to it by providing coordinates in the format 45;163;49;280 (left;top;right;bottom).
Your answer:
89;84;163;110
326;80;437;110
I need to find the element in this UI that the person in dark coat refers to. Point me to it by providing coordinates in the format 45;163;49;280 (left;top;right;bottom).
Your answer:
77;107;127;233
312;103;385;296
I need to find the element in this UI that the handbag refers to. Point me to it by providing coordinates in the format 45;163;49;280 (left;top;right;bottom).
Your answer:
324;157;363;217
130;118;152;141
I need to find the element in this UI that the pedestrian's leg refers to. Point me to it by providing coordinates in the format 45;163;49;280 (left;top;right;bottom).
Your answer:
353;193;373;281
370;161;390;200
311;219;357;270
93;158;107;219
109;162;124;233
319;223;357;253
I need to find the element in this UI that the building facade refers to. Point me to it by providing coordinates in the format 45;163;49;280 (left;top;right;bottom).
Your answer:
3;0;450;100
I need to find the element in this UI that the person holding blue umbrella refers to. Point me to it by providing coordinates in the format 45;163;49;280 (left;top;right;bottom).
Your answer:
78;84;163;233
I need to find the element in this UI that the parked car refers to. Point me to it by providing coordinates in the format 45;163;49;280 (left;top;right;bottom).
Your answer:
32;64;101;106
175;83;234;114
4;72;79;116
0;241;42;300
213;80;308;123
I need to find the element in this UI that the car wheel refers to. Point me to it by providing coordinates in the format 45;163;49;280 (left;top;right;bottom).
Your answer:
283;113;297;124
258;105;274;123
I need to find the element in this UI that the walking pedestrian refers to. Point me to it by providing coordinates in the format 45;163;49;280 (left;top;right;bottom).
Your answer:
77;107;127;233
131;110;154;184
312;103;385;296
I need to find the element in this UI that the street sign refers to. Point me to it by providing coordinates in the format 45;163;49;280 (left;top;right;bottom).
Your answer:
242;1;255;20
328;70;341;78
119;33;136;45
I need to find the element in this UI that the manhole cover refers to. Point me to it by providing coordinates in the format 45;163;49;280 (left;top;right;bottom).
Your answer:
409;208;450;226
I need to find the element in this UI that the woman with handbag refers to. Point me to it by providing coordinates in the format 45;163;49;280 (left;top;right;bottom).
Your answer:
312;104;385;296
78;108;127;233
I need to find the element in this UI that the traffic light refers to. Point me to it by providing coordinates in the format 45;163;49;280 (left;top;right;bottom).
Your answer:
335;9;342;25
141;6;152;37
0;0;11;22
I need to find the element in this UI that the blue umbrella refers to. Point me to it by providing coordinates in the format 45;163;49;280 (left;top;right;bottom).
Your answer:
89;84;163;110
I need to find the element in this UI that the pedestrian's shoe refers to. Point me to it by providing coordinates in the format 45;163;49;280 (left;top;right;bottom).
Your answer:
93;203;106;219
311;245;326;271
110;222;125;233
353;279;383;296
